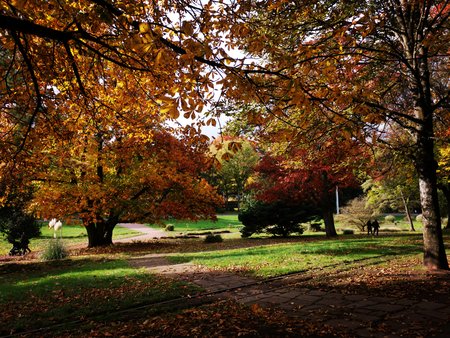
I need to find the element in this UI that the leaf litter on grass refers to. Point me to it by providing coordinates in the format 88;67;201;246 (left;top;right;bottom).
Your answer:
61;300;344;338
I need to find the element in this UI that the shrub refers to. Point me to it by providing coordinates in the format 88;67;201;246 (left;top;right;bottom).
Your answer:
239;200;317;238
342;229;355;235
384;215;396;223
0;186;40;243
416;214;423;222
165;224;175;231
308;223;322;232
41;239;68;260
204;233;223;243
0;207;41;245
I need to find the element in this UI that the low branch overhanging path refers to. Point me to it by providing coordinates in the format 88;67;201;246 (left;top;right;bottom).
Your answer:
130;252;450;337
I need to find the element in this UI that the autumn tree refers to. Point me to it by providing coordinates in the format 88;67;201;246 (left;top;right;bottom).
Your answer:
32;126;222;247
246;132;361;237
220;1;450;270
1;1;448;268
0;1;226;247
208;136;259;211
438;142;450;229
339;196;377;233
363;135;421;231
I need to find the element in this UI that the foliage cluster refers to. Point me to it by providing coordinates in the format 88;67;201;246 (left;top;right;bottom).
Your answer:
0;188;40;244
338;196;377;232
239;199;316;237
0;0;448;268
384;215;396;224
208;137;259;211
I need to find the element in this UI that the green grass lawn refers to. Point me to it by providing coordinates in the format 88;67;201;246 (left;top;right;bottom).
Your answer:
0;258;197;335
168;234;426;277
0;223;142;255
334;218;424;233
1;213;431;255
1;218;448;336
149;213;243;233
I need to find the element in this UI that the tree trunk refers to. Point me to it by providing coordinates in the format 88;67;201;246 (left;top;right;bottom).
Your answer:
322;208;337;237
415;115;448;270
400;189;415;232
83;217;116;247
320;172;338;237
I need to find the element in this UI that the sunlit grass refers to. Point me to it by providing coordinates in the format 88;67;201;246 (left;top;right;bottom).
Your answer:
169;234;425;277
149;213;243;233
0;223;142;255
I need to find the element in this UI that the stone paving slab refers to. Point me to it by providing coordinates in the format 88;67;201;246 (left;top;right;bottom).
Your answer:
132;255;450;337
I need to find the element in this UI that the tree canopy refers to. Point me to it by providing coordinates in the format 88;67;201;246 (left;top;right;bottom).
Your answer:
0;0;449;268
223;0;450;269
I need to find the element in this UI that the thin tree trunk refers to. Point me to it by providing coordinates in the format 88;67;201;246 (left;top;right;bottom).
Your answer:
399;189;415;231
438;183;450;230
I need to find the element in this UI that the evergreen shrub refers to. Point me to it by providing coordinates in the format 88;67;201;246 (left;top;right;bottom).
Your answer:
239;200;319;238
204;233;223;243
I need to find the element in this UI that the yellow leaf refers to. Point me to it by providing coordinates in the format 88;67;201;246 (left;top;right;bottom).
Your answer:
155;49;163;65
139;23;150;33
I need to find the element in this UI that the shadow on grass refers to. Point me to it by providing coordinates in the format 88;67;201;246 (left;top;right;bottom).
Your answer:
38;234;87;239
0;257;195;337
168;234;424;267
0;259;138;301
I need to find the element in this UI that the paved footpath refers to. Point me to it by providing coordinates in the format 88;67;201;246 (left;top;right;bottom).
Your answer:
114;223;167;243
131;254;450;338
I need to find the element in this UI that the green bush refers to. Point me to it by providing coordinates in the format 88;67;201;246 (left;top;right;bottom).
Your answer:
0;207;41;244
384;215;396;223
41;239;68;261
342;229;355;235
239;200;317;237
165;224;175;231
308;223;322;232
204;233;223;243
